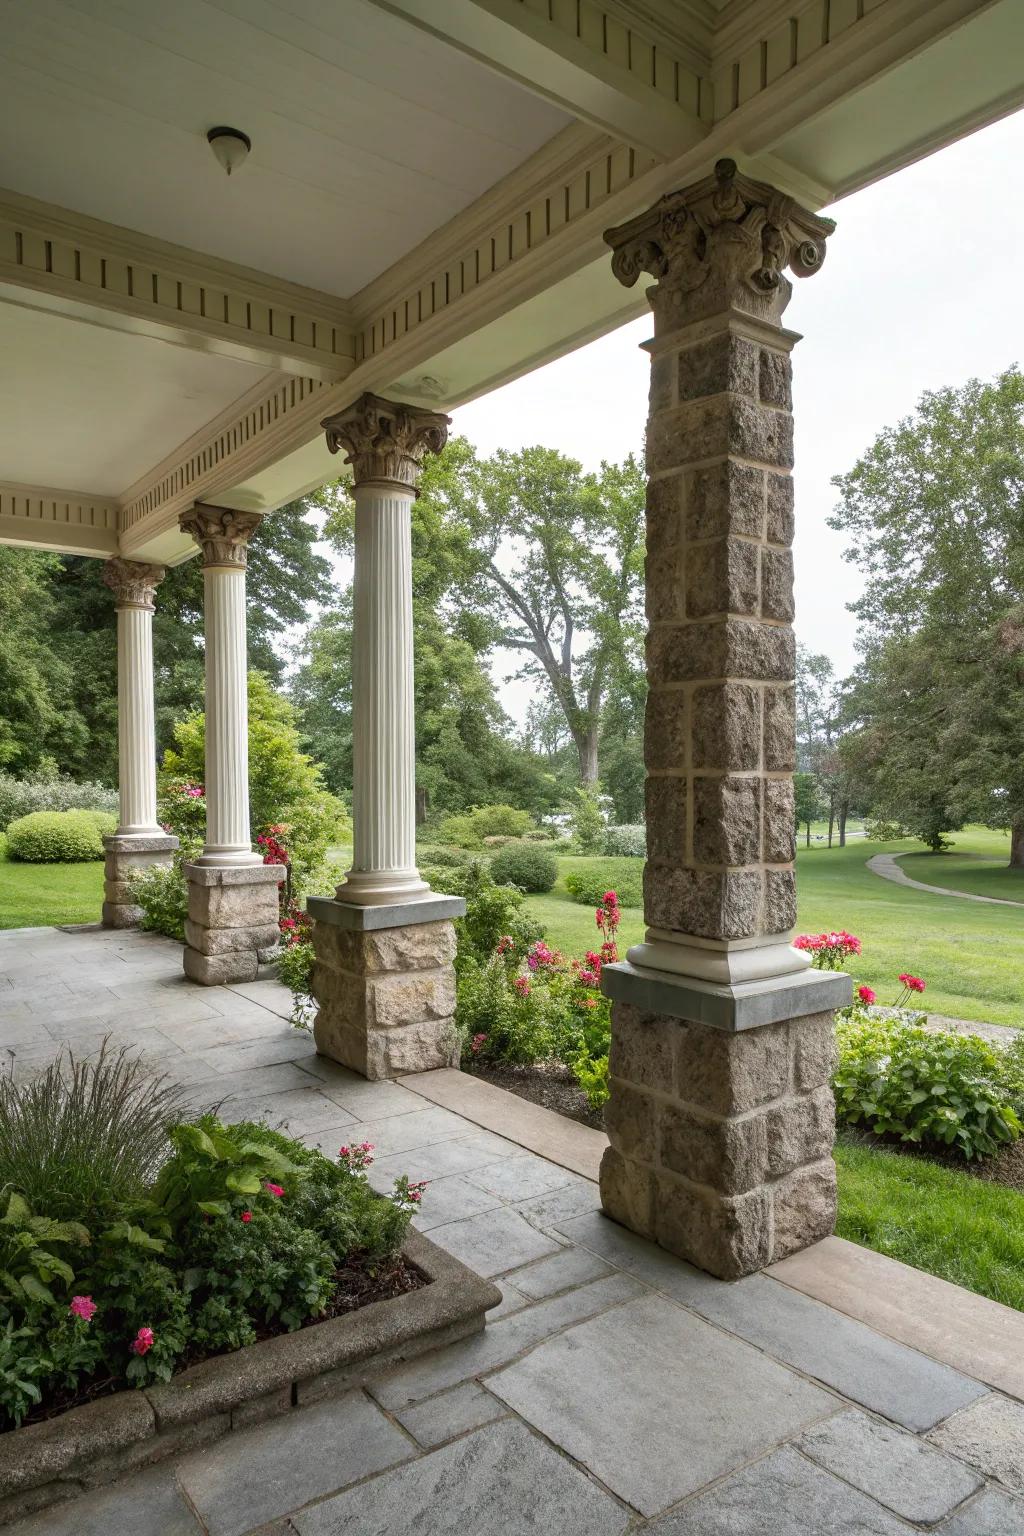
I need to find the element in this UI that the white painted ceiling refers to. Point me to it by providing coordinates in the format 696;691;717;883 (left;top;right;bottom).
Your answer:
0;0;570;297
0;303;270;494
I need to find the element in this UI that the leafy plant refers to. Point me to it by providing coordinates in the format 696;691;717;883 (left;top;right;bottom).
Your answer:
438;804;535;849
490;843;558;893
0;1194;89;1308
0;1044;188;1222
5;809;112;862
834;1011;1021;1160
569;787;605;854
0;1320;49;1428
603;824;645;857
564;868;642;907
152;1118;302;1226
130;855;190;941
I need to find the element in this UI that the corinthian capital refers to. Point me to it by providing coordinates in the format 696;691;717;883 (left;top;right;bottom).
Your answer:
179;504;263;569
605;158;835;325
101;558;166;611
321;392;450;492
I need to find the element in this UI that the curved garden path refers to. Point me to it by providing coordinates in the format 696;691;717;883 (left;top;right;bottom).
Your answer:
867;851;1024;909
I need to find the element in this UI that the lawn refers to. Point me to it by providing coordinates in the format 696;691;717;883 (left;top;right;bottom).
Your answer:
519;829;1024;1029
900;826;1024;903
834;1138;1024;1312
0;851;103;929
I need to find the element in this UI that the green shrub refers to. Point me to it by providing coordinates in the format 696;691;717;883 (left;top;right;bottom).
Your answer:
6;810;108;862
0;773;117;833
435;861;542;967
438;804;535;849
834;1011;1021;1160
131;857;190;941
490;843;558;893
564;868;643;907
570;787;605;855
415;845;473;868
604;824;645;857
998;1032;1024;1113
456;958;554;1065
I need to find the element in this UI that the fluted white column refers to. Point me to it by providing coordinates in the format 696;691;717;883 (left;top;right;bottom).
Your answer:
179;505;263;868
101;560;165;836
321;392;451;906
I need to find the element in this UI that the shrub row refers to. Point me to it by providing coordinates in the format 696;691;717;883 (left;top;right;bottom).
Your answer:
6;809;117;863
0;773;117;833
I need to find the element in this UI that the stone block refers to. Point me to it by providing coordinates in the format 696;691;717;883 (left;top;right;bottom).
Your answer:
677;333;758;402
186;879;281;930
101;901;145;930
675;1017;791;1113
644;864;762;939
649;350;675;413
660;1103;768;1194
766;471;795;544
183;918;281;957
685;538;759;619
928;1392;1024;1494
800;1409;983;1525
644;689;688;771
312;966;456;1033
692;775;761;867
607;1003;677;1094
644;777;687;864
314;921;457;976
763;684;796;771
183;947;258;986
599;1146;655;1239
604;1079;657;1163
647;397;793;473
649;618;793;686
764;777;796;862
764;1086;835;1179
691;682;761;770
771;1158;837;1262
792;1012;837;1090
313;1013;458;1082
655;1171;772;1279
646;474;684;553
759;346;793;409
760;547;794;621
686;461;765;541
645;544;686;622
763;867;796;932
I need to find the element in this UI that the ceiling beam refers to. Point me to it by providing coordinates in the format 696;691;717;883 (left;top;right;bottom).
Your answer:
369;0;710;159
0;482;118;558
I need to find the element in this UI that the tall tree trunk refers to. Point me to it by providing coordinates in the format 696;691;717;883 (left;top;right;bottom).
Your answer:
827;806;834;848
838;800;848;847
576;728;600;789
415;786;428;826
805;822;811;848
1011;814;1024;868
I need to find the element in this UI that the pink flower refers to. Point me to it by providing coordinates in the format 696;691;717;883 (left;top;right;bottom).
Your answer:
131;1327;154;1356
902;975;925;994
470;1032;488;1056
338;1145;350;1158
264;1181;285;1198
857;986;876;1005
513;975;531;996
602;891;618;906
69;1295;96;1322
240;1210;252;1223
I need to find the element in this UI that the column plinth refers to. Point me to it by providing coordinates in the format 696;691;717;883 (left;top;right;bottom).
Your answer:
100;560;177;928
600;159;850;1278
179;504;276;984
311;392;456;1075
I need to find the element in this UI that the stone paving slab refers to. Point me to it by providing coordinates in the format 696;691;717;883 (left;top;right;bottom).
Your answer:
463;1151;576;1202
367;1130;522;1184
425;1205;562;1277
649;1446;915;1534
799;1409;983;1523
8;1463;201;1536
928;1392;1024;1494
289;1419;630;1536
487;1292;836;1517
395;1381;509;1446
173;1391;412;1536
511;1177;602;1228
509;1244;613;1299
370;1273;645;1410
938;1487;1024;1534
213;1085;358;1136
407;1173;503;1231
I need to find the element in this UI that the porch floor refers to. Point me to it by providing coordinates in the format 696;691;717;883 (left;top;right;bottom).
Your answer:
2;926;1023;1535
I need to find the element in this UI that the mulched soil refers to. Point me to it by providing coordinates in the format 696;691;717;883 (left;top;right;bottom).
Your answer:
19;1253;425;1427
470;1061;605;1131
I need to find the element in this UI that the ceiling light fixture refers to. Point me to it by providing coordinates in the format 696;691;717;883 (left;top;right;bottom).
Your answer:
206;126;252;176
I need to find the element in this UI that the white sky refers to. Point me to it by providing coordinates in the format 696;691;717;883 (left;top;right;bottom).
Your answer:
451;107;1024;716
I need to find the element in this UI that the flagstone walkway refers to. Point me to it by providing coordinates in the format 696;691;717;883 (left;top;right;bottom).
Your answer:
2;925;1024;1535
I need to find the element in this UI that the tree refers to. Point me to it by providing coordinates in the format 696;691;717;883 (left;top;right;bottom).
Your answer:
409;439;645;788
793;772;824;848
829;367;1024;864
0;547;87;774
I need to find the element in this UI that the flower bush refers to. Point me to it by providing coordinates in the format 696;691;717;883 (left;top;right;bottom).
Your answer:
0;1057;421;1429
793;930;862;970
6;809;115;863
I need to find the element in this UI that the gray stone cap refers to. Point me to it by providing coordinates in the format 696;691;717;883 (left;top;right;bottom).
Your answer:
102;832;179;853
307;893;466;930
601;959;852;1032
184;862;286;887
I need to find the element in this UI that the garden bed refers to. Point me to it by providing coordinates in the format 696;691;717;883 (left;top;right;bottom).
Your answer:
0;1229;499;1527
471;1062;604;1132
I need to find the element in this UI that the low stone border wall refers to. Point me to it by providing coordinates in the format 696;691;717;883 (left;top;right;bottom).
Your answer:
0;1232;500;1526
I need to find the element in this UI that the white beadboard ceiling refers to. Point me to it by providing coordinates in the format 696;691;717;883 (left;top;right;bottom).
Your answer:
0;0;570;297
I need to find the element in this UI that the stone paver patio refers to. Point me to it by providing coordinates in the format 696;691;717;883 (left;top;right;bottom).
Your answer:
2;925;1024;1534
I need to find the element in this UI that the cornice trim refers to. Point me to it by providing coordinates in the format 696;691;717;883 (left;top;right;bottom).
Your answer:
0;480;119;555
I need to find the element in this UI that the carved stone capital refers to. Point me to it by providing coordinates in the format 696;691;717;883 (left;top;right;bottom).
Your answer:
179;504;263;569
101;558;166;611
605;158;835;327
321;392;450;492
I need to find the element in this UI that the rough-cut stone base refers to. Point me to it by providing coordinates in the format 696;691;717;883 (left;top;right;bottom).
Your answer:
183;862;284;985
600;985;846;1279
311;902;460;1079
101;832;178;930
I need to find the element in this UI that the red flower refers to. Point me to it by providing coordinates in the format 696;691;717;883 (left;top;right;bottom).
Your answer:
131;1327;154;1356
857;986;876;1005
69;1295;97;1322
264;1181;285;1198
240;1210;252;1224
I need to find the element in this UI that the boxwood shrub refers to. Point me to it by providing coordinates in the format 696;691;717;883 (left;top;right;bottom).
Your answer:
564;867;643;907
6;809;115;863
490;842;558;893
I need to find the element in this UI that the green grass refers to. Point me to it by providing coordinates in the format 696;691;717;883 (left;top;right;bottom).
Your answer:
0;851;104;929
899;826;1024;903
835;1138;1024;1311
